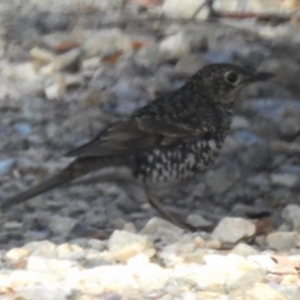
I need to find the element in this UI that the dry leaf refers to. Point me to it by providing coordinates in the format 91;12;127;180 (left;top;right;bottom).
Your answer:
53;41;81;53
254;216;273;236
132;0;163;7
9;259;27;269
0;287;15;297
131;40;148;50
83;5;100;13
102;50;124;64
269;254;300;275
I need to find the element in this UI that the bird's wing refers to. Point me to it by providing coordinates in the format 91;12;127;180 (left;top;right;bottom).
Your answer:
66;89;216;158
66;111;211;158
66;120;153;157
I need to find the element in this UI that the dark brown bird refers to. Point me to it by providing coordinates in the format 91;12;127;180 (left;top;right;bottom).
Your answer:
1;64;274;230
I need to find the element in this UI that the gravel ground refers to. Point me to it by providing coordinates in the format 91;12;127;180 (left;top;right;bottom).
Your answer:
0;0;300;299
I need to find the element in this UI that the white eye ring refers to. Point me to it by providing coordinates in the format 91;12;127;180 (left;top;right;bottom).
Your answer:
224;71;240;86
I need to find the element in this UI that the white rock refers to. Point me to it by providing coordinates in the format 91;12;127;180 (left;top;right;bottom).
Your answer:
158;235;196;266
83;29;132;57
231;243;259;257
212;217;256;244
27;256;79;274
140;217;184;244
248;255;277;272
174;254;263;292
127;253;150;267
108;230;154;262
31;0;122;11
273;283;300;300
7;270;42;288
23;241;57;258
15;62;39;81
229;282;288;300
44;74;67;100
55;243;73;260
163;0;208;19
78;265;137;292
84;0;122;10
64;73;85;88
6;248;30;260
159;31;192;60
40;49;80;76
81;56;101;70
127;254;169;289
15;283;73;300
45;82;65;100
30;47;55;63
204;253;246;268
266;231;297;251
214;0;296;14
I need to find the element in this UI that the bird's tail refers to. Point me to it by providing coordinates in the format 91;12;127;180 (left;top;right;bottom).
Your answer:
1;156;128;210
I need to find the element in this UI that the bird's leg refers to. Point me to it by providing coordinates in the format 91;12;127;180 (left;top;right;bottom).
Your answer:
148;196;198;232
69;175;197;231
192;0;216;19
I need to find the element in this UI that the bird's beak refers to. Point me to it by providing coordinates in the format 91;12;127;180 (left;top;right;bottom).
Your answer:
247;71;275;83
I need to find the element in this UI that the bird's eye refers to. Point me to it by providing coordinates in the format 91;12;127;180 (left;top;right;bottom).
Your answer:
225;71;239;85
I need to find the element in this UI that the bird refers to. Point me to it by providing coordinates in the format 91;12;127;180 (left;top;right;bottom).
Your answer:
0;63;274;230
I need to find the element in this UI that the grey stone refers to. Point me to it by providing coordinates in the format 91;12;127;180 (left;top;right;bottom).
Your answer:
87;239;107;251
279;117;300;139
266;232;297;251
83;29;131;57
239;142;270;169
230;203;273;219
0;158;15;176
186;214;212;229
135;44;160;71
271;173;300;188
140;217;184;244
282;204;300;230
205;167;233;194
3;221;23;230
231;243;259;257
231;115;250;130
212;217;256;244
34;12;71;33
204;51;234;64
13;122;32;136
48;215;77;236
247;173;271;192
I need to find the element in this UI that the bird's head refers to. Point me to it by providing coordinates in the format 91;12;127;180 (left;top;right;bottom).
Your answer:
193;63;275;104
